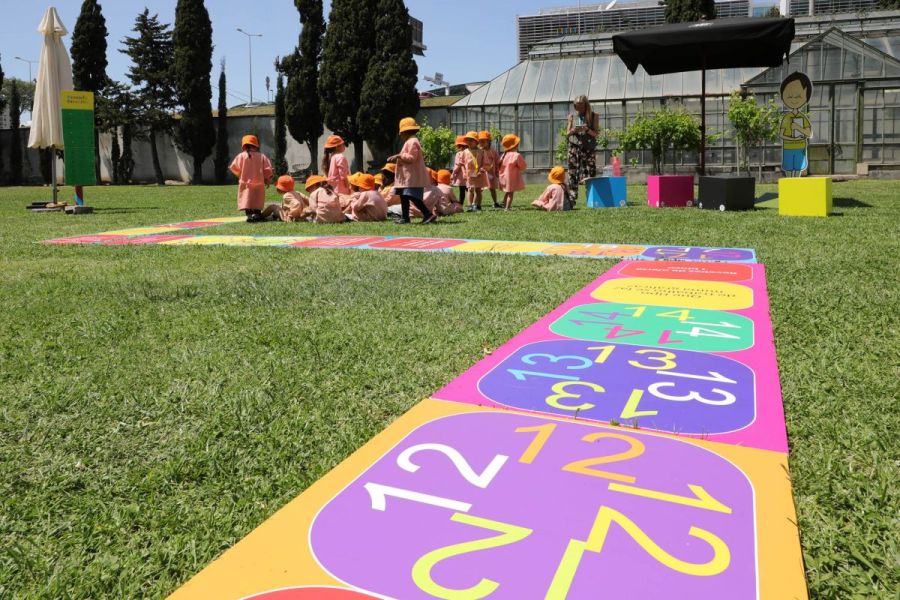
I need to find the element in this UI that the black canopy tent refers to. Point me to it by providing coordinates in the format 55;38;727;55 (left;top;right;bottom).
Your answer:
613;17;795;175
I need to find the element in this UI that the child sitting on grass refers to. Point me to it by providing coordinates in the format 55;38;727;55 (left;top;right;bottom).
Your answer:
261;175;308;222
304;175;346;223
532;166;569;212
345;172;388;222
230;134;273;222
436;169;463;215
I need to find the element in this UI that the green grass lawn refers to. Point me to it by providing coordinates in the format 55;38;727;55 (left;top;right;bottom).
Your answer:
1;181;897;598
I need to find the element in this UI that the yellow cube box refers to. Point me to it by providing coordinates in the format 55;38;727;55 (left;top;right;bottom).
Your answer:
778;177;833;217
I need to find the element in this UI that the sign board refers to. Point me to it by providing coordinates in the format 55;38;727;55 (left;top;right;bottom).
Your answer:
60;91;96;186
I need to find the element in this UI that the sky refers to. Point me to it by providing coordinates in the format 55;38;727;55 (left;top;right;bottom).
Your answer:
0;0;576;108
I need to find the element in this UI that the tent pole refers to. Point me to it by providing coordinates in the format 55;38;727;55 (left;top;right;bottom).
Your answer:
700;68;707;176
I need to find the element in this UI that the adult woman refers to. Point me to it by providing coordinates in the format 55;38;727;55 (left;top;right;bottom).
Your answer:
566;95;600;208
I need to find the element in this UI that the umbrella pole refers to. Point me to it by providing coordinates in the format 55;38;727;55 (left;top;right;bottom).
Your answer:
51;147;58;204
700;68;706;177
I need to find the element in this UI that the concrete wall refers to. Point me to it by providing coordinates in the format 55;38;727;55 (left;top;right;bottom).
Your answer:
0;115;376;185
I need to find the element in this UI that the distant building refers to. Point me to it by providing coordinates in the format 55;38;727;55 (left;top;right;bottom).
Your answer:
411;16;426;56
516;0;883;60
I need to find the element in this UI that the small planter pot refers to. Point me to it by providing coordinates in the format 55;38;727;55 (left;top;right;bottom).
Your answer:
647;175;694;208
698;176;756;211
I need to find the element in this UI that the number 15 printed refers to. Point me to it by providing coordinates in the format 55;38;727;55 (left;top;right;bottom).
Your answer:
310;412;757;599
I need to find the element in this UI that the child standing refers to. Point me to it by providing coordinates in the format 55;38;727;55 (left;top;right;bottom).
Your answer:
479;131;502;208
304;175;346;223
323;135;351;195
346;172;388;222
532;166;568;211
229;134;273;222
464;130;488;212
498;134;527;210
436;169;463;215
450;135;469;203
387;118;436;225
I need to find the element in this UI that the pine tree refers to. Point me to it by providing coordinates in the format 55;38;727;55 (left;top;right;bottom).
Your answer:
318;0;377;169
121;9;176;185
285;0;325;175
173;0;216;184
214;61;230;184
9;80;22;185
274;73;288;175
663;0;716;23
71;0;109;183
358;0;420;163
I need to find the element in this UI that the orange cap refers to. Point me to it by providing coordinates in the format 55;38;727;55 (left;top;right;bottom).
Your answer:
501;134;520;151
437;169;451;185
478;130;492;141
324;135;344;149
275;175;295;192
305;174;328;192
464;131;479;143
455;135;467;147
427;168;438;184
241;134;260;149
548;166;566;185
381;163;397;174
349;172;376;191
399;117;421;134
374;173;384;187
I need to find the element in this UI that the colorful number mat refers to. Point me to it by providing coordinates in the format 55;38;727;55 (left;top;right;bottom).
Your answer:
168;259;806;600
44;217;757;263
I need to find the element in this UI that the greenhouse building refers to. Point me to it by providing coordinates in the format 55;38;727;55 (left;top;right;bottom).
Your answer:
450;18;900;179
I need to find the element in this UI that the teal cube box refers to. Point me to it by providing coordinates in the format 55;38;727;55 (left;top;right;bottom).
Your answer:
586;176;627;208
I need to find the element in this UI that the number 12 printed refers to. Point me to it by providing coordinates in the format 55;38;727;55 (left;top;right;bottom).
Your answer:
310;412;757;599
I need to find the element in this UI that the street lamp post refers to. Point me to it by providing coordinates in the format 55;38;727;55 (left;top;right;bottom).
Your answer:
236;28;262;105
14;56;37;82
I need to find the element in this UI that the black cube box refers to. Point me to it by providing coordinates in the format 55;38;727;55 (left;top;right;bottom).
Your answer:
698;176;756;211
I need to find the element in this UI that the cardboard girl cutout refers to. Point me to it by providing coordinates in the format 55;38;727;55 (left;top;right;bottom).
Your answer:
779;72;813;177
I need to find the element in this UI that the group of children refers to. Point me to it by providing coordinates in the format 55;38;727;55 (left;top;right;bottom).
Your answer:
228;124;572;225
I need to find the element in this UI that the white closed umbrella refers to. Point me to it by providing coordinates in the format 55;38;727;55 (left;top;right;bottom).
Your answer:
28;6;74;203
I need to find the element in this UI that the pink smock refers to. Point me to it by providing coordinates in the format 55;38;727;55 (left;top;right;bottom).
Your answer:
436;183;462;215
532;183;566;211
395;137;430;189
279;191;309;222
499;152;527;193
328;153;351;195
412;184;443;217
307;187;345;223
230;151;273;211
450;150;467;186
348;190;388;222
483;147;501;190
465;147;489;189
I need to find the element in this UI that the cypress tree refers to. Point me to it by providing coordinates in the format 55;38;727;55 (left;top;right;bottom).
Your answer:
318;0;377;169
71;0;109;184
274;73;288;175
9;80;22;185
358;0;420;163
663;0;716;23
121;9;176;185
0;54;5;179
214;61;230;184
285;0;325;175
173;0;216;184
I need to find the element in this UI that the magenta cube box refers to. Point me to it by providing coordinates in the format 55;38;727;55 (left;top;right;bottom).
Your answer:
647;174;695;208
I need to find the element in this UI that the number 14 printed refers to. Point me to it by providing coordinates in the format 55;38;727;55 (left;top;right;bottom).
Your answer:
310;412;757;599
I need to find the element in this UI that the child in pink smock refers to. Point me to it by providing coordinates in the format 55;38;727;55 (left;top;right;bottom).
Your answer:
387;118;436;224
261;175;309;222
413;169;442;218
463;131;488;211
479;131;502;208
499;134;527;210
380;163;401;207
323;135;351;196
230;134;273;222
346;172;388;222
450;135;469;202
532;166;568;212
436;169;463;215
304;175;346;223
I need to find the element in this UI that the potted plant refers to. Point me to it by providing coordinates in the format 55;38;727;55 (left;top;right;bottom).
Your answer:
620;107;701;207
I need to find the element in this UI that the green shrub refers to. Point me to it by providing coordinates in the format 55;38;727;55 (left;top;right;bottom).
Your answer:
619;107;701;174
418;122;457;170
